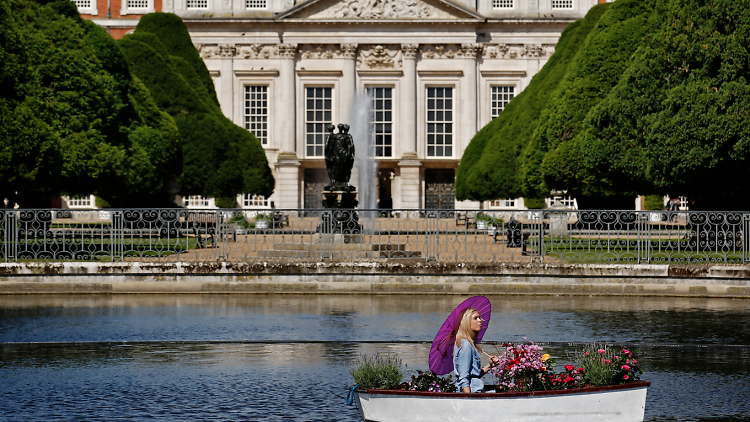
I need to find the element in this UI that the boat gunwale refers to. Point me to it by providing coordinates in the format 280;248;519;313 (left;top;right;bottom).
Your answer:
356;380;650;399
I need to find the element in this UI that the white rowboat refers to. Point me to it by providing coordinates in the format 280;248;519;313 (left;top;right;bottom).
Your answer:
352;381;650;422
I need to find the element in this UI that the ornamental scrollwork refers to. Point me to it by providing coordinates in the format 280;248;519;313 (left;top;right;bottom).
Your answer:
315;0;442;19
357;45;401;69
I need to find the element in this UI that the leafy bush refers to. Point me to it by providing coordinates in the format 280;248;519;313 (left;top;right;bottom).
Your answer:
643;195;664;211
349;353;404;389
523;197;546;209
404;371;457;393
215;196;238;208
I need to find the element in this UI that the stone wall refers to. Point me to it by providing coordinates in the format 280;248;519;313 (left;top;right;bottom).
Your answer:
2;262;750;297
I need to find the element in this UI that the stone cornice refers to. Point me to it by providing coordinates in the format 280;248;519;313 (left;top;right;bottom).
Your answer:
417;70;464;77
234;70;280;77
480;70;527;77
296;70;344;77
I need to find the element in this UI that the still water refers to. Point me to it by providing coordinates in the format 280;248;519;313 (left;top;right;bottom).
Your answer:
1;294;750;421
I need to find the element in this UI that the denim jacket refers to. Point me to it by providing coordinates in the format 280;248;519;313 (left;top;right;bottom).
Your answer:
453;338;484;392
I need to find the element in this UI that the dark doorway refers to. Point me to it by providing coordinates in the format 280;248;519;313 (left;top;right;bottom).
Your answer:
425;169;455;210
378;169;394;209
304;169;327;209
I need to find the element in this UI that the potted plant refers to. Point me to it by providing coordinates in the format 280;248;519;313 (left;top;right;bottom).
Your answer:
254;213;270;229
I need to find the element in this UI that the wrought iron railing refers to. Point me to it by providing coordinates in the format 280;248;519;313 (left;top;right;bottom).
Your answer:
1;209;747;264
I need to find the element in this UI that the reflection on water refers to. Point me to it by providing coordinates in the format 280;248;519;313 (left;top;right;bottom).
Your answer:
1;294;750;421
2;294;750;344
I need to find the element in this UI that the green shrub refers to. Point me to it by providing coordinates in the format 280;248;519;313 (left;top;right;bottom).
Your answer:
349;353;404;389
524;197;546;209
643;195;664;211
215;196;238;208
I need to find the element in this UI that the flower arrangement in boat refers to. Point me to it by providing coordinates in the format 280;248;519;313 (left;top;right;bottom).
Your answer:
491;341;644;392
402;370;458;393
573;344;644;386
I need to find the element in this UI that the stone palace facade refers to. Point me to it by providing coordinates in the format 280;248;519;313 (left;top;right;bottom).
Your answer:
84;0;611;210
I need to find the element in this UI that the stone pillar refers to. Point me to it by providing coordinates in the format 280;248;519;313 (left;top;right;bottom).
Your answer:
275;157;302;209
401;44;419;157
398;157;422;210
276;43;301;209
218;44;236;120
461;44;481;153
340;43;358;124
398;44;421;210
278;43;297;156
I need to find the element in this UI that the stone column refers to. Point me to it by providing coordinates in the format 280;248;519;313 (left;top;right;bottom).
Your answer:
278;43;297;156
218;44;236;120
275;43;301;209
340;43;358;124
461;44;481;153
398;44;421;210
400;44;419;158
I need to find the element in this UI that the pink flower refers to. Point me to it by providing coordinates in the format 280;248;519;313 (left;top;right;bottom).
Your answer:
615;356;619;360
623;375;629;380
626;359;630;364
598;349;605;354
585;351;589;356
632;359;637;364
621;365;631;371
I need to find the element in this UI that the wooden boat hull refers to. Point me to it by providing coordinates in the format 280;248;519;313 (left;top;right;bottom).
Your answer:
353;381;649;422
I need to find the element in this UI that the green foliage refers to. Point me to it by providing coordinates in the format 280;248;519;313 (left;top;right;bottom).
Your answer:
349;353;405;389
118;14;274;199
0;0;179;207
215;196;238;208
459;0;750;210
524;197;546;209
643;194;664;211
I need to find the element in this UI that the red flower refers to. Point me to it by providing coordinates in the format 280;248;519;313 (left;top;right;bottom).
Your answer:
564;376;575;383
623;375;629;380
564;364;574;372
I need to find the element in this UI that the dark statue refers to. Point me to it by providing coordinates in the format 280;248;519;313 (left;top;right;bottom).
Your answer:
324;123;355;192
318;122;361;234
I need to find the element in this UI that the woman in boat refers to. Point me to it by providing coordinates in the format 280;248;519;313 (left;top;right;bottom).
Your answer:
454;307;499;393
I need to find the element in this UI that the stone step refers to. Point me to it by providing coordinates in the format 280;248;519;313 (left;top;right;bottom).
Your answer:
261;250;381;259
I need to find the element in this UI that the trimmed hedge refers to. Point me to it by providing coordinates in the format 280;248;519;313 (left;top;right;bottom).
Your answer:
119;13;274;199
0;0;180;207
457;0;750;210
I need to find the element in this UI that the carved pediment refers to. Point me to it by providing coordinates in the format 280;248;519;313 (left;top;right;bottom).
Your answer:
278;0;483;20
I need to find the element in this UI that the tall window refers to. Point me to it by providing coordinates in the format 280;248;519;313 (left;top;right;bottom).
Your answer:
305;87;332;157
491;86;515;119
244;86;268;145
368;87;393;157
426;87;453;157
126;0;149;8
186;0;208;8
492;0;513;8
246;0;267;8
551;0;573;8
